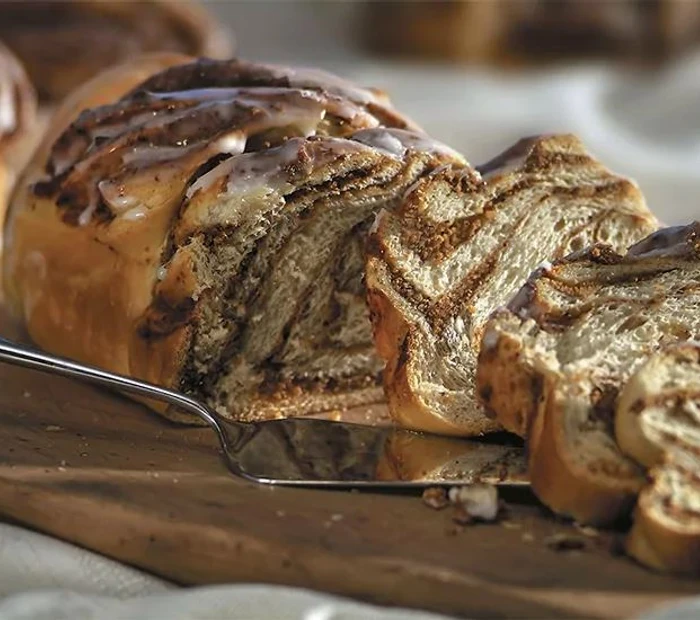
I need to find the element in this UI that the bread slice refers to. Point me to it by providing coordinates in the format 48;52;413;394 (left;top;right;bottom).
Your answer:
4;57;465;423
365;134;658;437
477;223;700;526
616;343;700;575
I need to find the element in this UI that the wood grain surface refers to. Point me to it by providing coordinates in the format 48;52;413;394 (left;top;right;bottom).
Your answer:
0;313;698;619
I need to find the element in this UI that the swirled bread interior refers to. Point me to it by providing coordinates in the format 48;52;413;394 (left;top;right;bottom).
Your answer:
366;135;657;437
3;58;464;422
477;224;700;525
616;343;700;575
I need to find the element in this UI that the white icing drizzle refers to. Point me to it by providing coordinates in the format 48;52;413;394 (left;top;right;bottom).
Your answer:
98;180;139;212
627;225;696;259
77;203;97;227
122;206;147;221
269;65;383;106
353;128;465;162
122;144;201;166
481;328;500;351
213;131;247;155
354;130;405;158
0;73;15;136
187;139;303;200
54;88;346;183
0;45;26;141
45;61;438;229
186;136;378;202
476;138;539;181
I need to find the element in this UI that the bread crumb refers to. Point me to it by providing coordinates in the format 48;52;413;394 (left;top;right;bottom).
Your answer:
330;513;344;522
422;487;449;510
448;484;499;521
521;533;535;543
501;520;522;530
452;504;475;526
544;533;586;551
44;425;63;432
275;510;286;518
574;523;599;537
23;391;31;398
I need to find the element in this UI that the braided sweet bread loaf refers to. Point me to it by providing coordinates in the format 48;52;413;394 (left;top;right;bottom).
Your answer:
3;57;464;422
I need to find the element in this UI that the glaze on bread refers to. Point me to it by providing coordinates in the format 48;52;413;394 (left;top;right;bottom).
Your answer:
477;224;700;525
0;0;233;103
616;343;700;575
365;135;657;437
0;42;36;255
3;57;465;422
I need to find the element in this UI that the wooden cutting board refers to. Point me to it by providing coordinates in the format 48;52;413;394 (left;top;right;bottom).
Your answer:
0;313;698;619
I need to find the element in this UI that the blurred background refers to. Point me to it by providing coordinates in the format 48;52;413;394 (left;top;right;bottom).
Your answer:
3;0;700;223
204;0;700;224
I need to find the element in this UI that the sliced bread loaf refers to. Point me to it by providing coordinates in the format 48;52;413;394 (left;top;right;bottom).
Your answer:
477;223;700;525
365;134;658;436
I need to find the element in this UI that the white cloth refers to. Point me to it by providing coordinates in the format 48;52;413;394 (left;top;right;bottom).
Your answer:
0;526;449;619
4;4;700;617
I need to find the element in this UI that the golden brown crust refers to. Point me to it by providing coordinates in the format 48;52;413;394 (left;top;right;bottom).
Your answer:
478;321;643;524
627;483;700;577
0;0;233;103
476;316;539;437
3;53;195;425
365;261;410;362
529;389;643;526
614;344;700;575
3;53;192;318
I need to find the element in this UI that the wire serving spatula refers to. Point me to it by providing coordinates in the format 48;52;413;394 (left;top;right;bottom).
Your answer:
0;337;528;489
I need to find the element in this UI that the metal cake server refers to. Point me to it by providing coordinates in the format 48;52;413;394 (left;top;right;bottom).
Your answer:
0;337;528;489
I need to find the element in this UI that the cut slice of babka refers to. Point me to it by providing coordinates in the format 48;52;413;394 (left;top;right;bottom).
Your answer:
477;223;700;525
616;343;700;576
365;134;658;436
